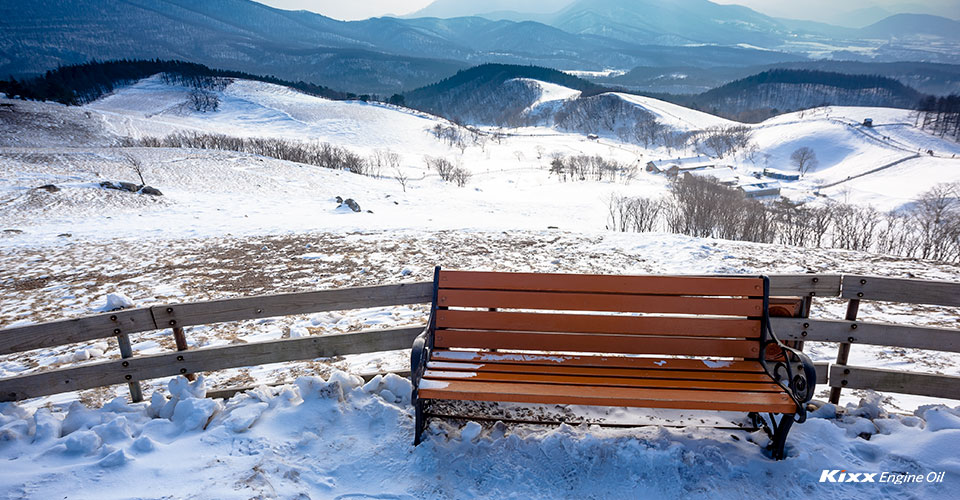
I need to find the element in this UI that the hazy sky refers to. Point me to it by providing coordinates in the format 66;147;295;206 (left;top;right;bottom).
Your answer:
256;0;958;22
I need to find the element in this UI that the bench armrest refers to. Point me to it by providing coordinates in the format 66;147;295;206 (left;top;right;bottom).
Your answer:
410;324;431;392
760;333;817;422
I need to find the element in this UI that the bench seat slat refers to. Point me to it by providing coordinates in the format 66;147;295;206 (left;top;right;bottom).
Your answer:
438;290;763;316
434;330;761;358
429;349;765;372
426;360;773;382
417;379;795;413
440;271;764;296
422;369;784;392
436;310;761;337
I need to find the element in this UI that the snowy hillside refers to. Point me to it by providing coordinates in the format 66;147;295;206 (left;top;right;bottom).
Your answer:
2;75;960;499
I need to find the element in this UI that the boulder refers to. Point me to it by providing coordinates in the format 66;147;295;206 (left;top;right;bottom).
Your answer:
337;197;361;212
37;184;60;193
139;186;163;196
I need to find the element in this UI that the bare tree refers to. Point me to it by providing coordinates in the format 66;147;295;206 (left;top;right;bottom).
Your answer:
451;167;472;187
791;147;819;177
123;154;147;185
394;167;409;193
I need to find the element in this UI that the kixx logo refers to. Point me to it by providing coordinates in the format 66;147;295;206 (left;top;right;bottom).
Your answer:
819;469;946;484
819;470;877;483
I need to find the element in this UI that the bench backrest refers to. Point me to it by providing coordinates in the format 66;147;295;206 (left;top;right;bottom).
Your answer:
431;270;768;360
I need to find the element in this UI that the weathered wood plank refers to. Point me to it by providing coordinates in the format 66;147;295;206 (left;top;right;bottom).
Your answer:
842;275;960;306
0;308;157;355
0;326;425;402
152;282;433;329
440;271;765;296
772;317;960;353
768;274;842;298
829;365;960;400
0;283;432;355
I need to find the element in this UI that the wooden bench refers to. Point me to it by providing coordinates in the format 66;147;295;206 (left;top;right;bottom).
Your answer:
410;269;816;459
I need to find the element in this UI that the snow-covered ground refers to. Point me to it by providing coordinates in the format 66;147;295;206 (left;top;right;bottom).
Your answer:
2;373;958;499
1;76;959;498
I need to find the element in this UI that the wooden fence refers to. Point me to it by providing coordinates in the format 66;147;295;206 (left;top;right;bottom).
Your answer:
1;274;957;406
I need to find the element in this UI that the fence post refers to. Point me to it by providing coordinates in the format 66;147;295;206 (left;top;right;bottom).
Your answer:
172;327;196;382
115;333;143;402
828;299;860;404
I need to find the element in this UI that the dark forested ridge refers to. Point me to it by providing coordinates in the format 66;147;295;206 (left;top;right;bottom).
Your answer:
406;64;608;103
0;59;354;106
916;95;960;142
402;63;613;124
658;69;928;122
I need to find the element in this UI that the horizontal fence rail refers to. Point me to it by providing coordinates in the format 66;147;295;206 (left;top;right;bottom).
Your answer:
829;365;960;401
0;282;433;356
772;318;960;353
0;326;425;402
841;275;960;306
0;274;957;405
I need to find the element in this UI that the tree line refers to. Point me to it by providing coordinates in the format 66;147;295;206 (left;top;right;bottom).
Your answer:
0;59;354;106
915;94;960;142
608;176;960;263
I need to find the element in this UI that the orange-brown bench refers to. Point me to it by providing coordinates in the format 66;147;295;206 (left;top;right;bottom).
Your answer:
410;268;816;459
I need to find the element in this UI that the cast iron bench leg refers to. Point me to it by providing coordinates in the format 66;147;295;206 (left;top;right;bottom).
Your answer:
770;414;795;460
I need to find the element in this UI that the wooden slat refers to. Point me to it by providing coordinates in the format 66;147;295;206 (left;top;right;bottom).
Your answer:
151;282;433;329
429;349;765;372
772;318;960;353
434;330;761;357
422;369;785;392
436;310;761;337
426;360;775;382
829;365;960;400
842;275;960;306
438;289;762;316
768;274;842;298
418;379;796;412
0;308;157;355
0;326;424;402
439;271;763;296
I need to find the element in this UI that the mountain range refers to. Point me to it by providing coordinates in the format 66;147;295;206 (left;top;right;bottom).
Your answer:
3;0;960;94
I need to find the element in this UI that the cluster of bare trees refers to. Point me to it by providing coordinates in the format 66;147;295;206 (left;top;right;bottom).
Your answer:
549;154;637;183
366;149;401;179
554;94;656;135
915;94;960;142
608;177;960;263
424;156;471;187
123;132;367;174
158;73;230;113
687;125;754;159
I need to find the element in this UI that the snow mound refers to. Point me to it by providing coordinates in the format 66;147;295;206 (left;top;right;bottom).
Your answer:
95;293;135;312
1;372;958;498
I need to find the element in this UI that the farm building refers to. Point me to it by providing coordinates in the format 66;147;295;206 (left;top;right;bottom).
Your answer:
763;168;801;181
739;181;781;198
646;155;715;175
685;167;739;186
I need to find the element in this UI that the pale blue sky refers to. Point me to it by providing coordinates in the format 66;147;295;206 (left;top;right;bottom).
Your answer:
255;0;958;22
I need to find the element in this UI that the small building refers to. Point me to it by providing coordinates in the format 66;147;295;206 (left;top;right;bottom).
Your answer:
863;118;873;127
646;155;715;175
739;181;781;198
762;168;800;181
685;167;739;186
586;133;599;140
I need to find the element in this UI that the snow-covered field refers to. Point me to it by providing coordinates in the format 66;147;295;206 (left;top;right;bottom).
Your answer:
1;77;959;498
